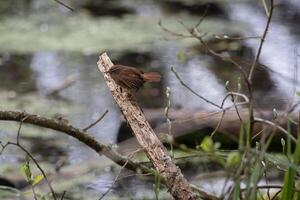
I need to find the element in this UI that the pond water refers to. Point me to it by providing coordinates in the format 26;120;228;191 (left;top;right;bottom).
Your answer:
0;0;300;199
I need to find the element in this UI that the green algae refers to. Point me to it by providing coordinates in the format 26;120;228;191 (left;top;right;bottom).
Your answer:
0;13;244;53
0;93;77;138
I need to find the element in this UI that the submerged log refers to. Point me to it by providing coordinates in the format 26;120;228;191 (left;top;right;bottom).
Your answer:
117;108;298;154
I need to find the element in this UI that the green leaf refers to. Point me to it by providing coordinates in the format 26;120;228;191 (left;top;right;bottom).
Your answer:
176;51;187;63
32;174;44;186
232;178;241;200
281;130;300;199
20;163;32;183
200;137;214;152
226;151;241;168
153;170;160;200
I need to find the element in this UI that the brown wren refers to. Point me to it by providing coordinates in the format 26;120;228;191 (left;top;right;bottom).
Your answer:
106;65;161;91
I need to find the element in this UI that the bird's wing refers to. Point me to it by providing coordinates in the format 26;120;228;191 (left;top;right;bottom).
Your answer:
119;70;144;90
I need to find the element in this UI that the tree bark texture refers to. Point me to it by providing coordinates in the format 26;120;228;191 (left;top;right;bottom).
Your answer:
97;53;200;200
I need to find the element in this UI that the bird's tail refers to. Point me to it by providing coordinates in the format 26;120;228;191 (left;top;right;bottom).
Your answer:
142;72;161;82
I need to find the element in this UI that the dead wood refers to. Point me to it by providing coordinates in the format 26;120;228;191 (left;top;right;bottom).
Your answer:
116;109;297;154
97;53;218;200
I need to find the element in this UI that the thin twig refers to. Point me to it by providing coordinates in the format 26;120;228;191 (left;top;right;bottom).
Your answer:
31;185;38;200
0;141;9;155
159;19;252;97
98;160;129;200
251;126;268;140
60;191;66;200
262;167;271;200
171;66;222;109
53;0;74;11
210;110;225;137
165;87;174;157
196;36;252;95
241;184;299;195
158;20;193;39
285;47;299;113
248;0;275;82
220;92;249;108
210;92;248;137
0;111;154;175
222;91;244;122
167;93;249;127
271;189;282;200
288;101;300;113
253;117;297;142
8;142;58;200
261;0;270;16
98;149;140;200
214;35;261;41
209;91;249;137
4;115;58;199
195;4;210;29
83;110;109;131
16;115;29;145
246;0;275;139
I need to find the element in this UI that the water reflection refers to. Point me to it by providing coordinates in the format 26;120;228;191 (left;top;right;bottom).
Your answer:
228;3;300;108
1;0;300;198
31;51;62;92
30;52;121;162
163;48;228;110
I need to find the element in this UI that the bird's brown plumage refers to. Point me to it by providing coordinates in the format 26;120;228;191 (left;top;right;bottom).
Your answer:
107;65;161;90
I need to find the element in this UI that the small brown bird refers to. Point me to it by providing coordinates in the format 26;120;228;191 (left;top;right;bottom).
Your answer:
106;65;161;90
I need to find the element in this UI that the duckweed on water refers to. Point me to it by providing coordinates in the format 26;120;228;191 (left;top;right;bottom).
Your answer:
0;13;244;53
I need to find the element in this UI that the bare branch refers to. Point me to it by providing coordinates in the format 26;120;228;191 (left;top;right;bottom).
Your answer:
165;87;174;157
61;191;66;200
214;35;261;41
31;185;38;200
253;117;297;142
210;110;225;137
158;20;193;39
98;160;129;200
251;126;268;140
8;142;58;200
159;18;252;96
261;0;270;17
98;149;140;200
97;53;216;200
83;109;109;131
16;115;29;145
171;66;222;109
0;141;9;155
53;0;74;11
195;4;210;29
285;48;300;113
0;111;153;174
224;84;243;122
248;0;275;83
220;92;249;109
209;91;249;137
